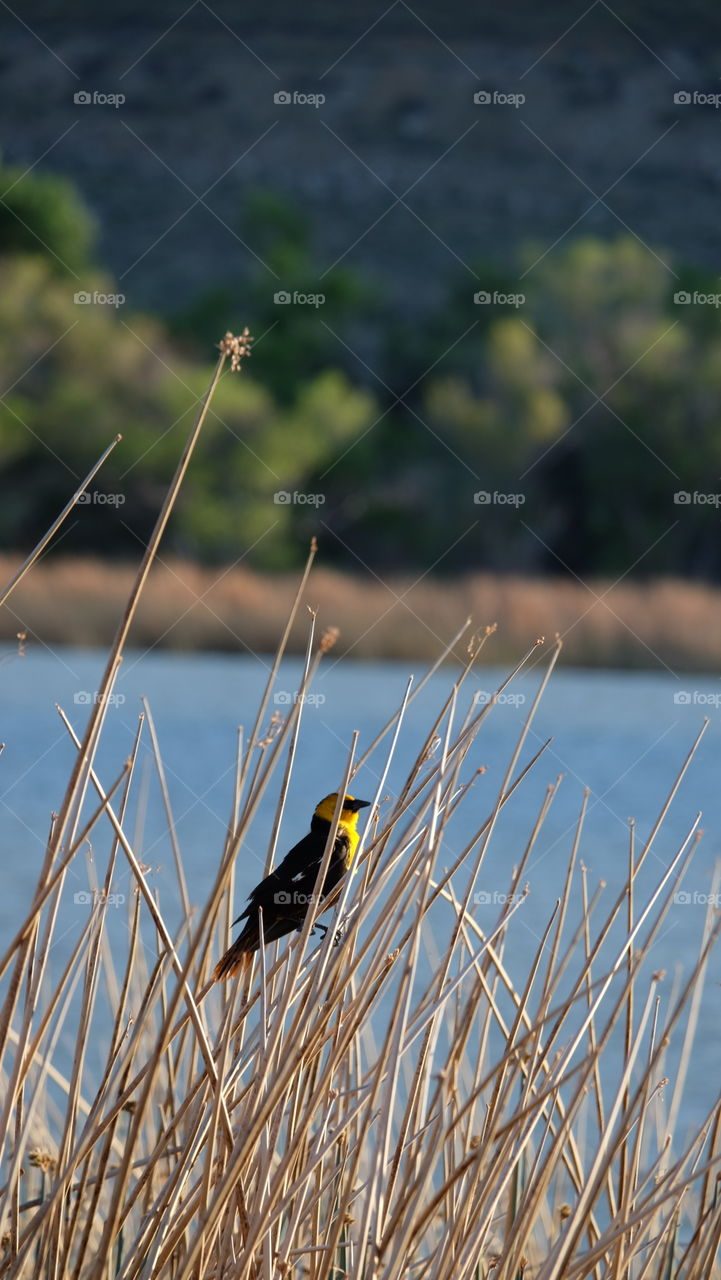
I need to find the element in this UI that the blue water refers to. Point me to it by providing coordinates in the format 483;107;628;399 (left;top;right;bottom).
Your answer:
1;646;720;1131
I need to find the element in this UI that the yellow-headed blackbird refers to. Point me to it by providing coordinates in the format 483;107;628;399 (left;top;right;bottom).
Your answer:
214;792;370;980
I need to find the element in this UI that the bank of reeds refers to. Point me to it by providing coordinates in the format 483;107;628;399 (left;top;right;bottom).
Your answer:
0;336;719;1279
2;553;721;671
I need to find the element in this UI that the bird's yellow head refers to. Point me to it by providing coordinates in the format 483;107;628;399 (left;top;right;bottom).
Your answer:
314;792;371;827
313;793;371;868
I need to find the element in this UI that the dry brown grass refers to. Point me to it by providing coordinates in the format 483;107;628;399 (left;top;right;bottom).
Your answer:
1;553;720;669
2;608;720;1279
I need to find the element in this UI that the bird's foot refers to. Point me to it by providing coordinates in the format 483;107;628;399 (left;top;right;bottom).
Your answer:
311;922;344;945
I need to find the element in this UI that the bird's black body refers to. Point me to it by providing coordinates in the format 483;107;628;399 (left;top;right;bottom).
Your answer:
214;793;370;979
232;815;352;951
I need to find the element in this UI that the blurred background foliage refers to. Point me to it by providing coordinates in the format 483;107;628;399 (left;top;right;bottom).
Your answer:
1;156;720;579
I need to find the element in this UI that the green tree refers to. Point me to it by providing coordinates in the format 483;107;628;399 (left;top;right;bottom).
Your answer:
423;238;721;577
0;158;96;275
171;188;381;404
0;255;380;567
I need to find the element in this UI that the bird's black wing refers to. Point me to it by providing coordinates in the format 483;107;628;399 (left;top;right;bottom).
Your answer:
233;830;327;923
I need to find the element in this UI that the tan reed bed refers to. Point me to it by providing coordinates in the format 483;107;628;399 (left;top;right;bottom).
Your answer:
2;555;721;671
0;334;719;1280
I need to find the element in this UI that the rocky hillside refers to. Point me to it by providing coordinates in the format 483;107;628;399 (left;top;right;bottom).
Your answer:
2;2;720;313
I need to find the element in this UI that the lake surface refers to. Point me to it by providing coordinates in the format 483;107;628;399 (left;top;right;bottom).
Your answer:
1;646;720;1131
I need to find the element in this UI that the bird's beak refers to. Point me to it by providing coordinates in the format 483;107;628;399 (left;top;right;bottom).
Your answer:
349;798;371;811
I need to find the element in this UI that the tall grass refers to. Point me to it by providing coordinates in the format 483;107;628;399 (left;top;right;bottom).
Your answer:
3;554;721;670
0;335;719;1279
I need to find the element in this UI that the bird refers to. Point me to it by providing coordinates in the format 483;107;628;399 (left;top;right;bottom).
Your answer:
214;792;371;980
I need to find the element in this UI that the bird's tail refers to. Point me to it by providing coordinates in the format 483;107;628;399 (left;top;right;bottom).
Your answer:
213;919;259;981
